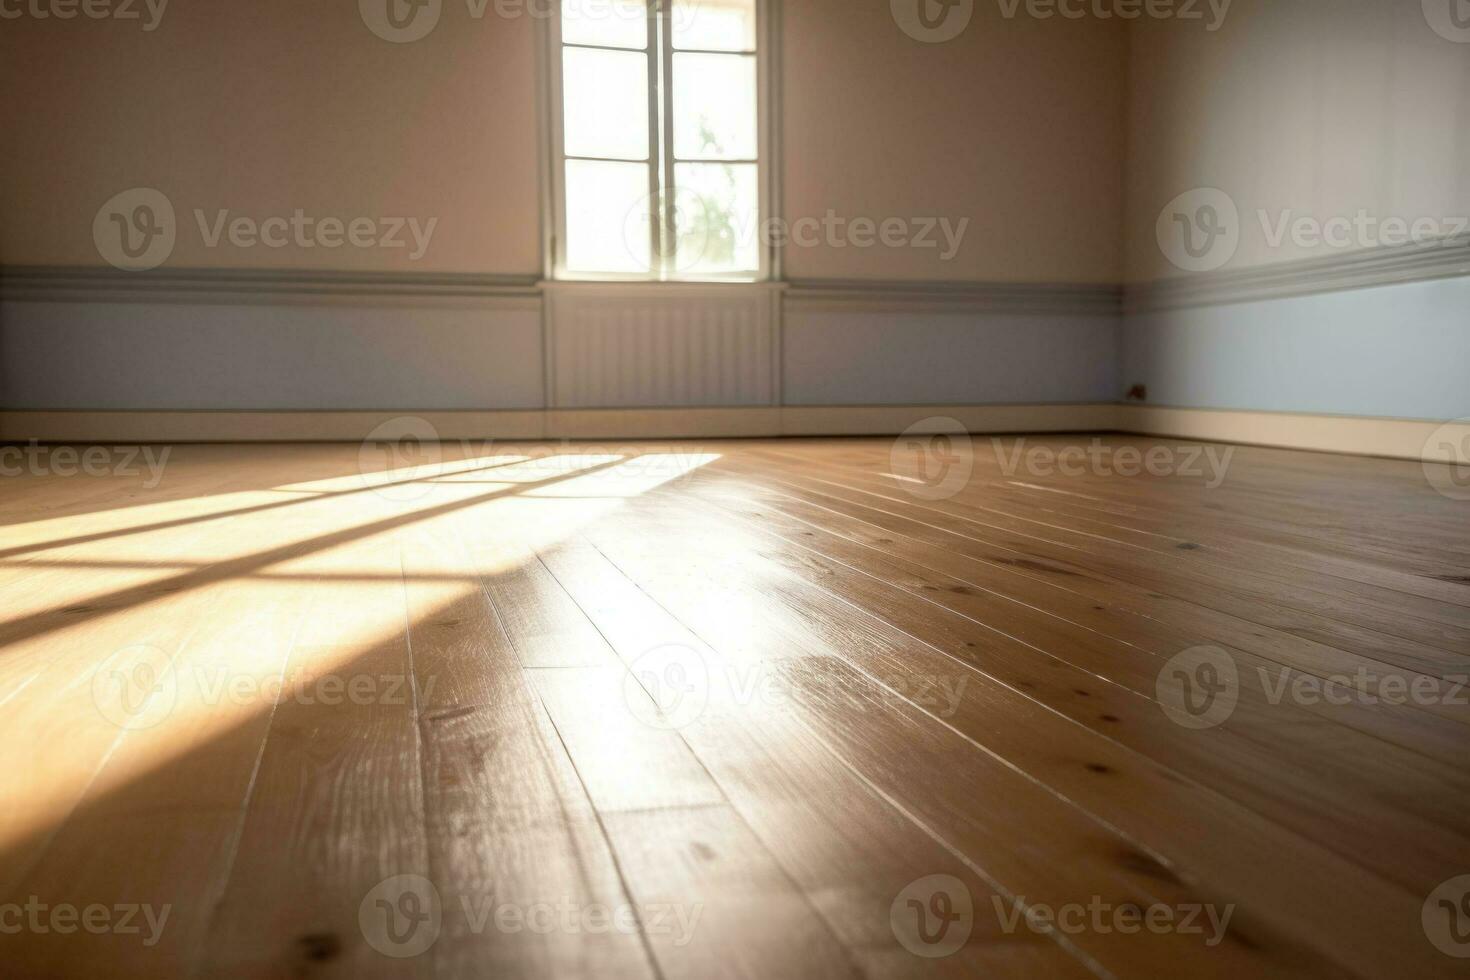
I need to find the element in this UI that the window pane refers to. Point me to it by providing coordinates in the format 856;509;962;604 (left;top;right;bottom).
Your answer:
565;159;652;274
563;47;649;160
561;0;648;49
673;162;759;275
672;53;757;160
672;0;756;51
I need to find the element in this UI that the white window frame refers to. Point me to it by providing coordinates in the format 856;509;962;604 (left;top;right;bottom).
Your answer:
540;0;780;283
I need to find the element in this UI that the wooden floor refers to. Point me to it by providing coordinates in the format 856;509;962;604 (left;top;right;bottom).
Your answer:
1;435;1467;978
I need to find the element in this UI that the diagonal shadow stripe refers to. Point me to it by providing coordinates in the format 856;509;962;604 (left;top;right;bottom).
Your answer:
0;456;630;651
0;455;538;563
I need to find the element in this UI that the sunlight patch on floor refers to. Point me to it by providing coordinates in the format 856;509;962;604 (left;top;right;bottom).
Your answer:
0;450;721;861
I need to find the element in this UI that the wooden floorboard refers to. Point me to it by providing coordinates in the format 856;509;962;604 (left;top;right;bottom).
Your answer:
0;436;1466;978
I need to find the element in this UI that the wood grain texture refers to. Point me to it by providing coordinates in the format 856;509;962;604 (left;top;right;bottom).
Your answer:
0;437;1466;978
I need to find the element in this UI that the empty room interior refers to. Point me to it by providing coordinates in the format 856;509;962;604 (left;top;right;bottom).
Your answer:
3;0;1470;976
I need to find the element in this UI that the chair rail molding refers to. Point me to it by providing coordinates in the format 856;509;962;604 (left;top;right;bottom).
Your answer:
1125;234;1470;313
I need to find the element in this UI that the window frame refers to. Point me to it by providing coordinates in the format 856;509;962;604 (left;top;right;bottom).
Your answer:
541;0;779;283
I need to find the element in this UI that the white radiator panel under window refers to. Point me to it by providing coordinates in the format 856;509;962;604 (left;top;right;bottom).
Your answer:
546;284;779;408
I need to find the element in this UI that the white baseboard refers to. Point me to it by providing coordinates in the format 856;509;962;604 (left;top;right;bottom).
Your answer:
779;403;1119;437
1;404;1460;463
0;405;1117;443
1117;405;1468;463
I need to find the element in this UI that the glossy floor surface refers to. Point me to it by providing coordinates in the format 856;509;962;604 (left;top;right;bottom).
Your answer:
1;435;1467;978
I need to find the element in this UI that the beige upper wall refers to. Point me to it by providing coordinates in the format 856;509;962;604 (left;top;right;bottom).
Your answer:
1124;0;1470;282
14;1;1465;286
0;0;543;275
1;0;1128;282
781;1;1127;283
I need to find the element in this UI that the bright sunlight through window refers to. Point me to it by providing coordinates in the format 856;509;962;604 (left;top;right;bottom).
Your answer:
553;0;763;280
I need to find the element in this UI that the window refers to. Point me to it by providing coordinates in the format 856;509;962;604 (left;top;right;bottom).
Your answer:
548;0;769;281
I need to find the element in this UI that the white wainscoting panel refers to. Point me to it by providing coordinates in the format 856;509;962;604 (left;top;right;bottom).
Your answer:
1122;275;1470;421
782;309;1120;406
0;296;544;411
545;283;781;409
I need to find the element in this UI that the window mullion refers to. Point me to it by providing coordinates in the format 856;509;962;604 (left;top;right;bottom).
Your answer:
658;0;678;280
645;6;663;276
